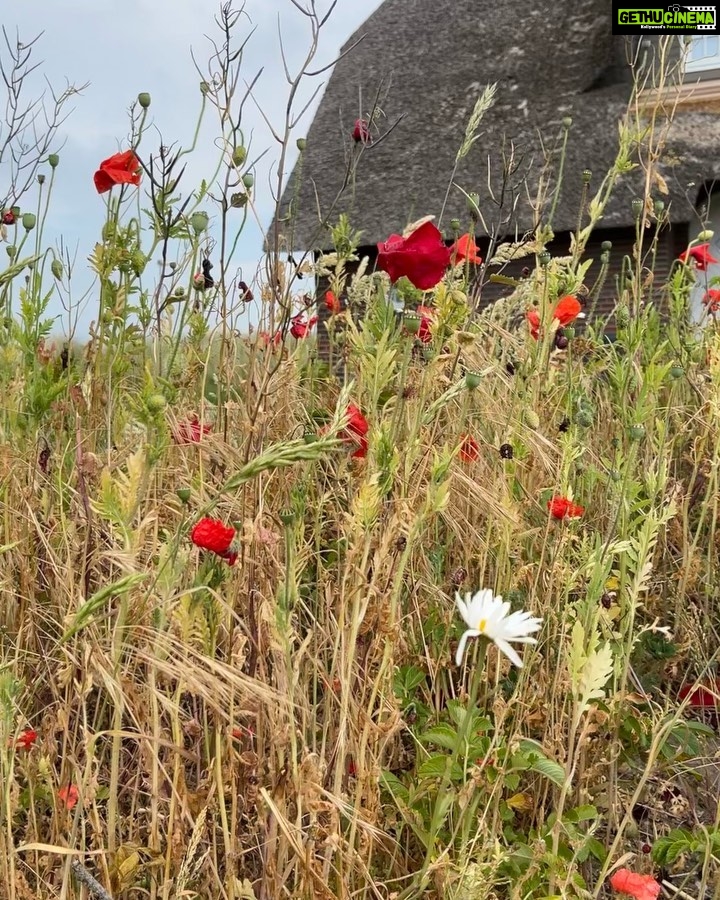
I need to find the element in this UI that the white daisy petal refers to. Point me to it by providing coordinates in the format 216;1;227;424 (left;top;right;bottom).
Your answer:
494;638;524;668
455;628;480;666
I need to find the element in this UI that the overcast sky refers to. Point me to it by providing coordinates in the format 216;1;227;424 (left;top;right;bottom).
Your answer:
1;0;383;337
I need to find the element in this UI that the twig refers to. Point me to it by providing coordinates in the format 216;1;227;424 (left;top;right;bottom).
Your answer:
71;860;114;900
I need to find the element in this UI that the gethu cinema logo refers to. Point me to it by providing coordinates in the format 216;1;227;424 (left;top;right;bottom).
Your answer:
617;6;716;26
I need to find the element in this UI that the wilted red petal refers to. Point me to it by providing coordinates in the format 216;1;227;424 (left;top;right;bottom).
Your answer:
352;119;371;144
702;289;720;312
459;434;480;463
377;221;452;291
173;415;211;444
608;868;661;900
58;784;79;810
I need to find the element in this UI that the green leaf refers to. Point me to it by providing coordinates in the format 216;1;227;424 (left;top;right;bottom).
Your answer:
417;754;463;781
530;756;566;788
379;770;410;804
419;724;458;751
565;804;598;823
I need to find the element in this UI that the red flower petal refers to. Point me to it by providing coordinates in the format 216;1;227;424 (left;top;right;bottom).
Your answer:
703;289;720;312
678;678;719;707
679;242;718;271
459;434;480;463
15;728;37;751
58;784;79;811
352;119;371;144
547;496;584;519
377;221;452;291
450;233;483;266
553;295;582;326
340;404;369;458
191;518;236;556
173;416;211;444
608;868;661;900
527;309;541;340
325;291;341;314
93;150;141;195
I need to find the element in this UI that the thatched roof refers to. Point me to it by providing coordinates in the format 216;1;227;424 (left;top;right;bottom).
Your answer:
273;0;720;252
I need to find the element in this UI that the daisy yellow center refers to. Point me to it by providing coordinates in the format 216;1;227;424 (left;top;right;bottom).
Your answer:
477;618;487;633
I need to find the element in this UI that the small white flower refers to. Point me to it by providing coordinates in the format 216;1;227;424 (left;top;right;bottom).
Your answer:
455;589;543;668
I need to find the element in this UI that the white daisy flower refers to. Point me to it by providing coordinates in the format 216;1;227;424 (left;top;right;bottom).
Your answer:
455;589;543;668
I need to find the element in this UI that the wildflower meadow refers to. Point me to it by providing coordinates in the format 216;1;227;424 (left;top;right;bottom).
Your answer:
1;5;719;900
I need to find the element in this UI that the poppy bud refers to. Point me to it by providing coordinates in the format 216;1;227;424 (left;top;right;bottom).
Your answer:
601;240;612;252
200;81;210;94
524;409;540;429
698;229;714;242
564;326;575;339
233;146;247;166
146;394;166;413
669;365;683;379
48;153;59;168
22;213;36;231
499;443;513;459
279;508;295;525
190;211;209;234
177;488;191;504
616;305;629;327
242;173;254;189
6;245;16;259
230;192;247;208
51;259;64;280
296;138;306;152
450;218;461;233
467;192;480;220
538;250;551;267
37;173;45;185
11;205;19;218
582;169;592;184
174;286;185;298
138;92;151;109
465;371;481;389
631;198;644;219
562;116;573;129
303;431;318;444
654;199;665;217
627;423;646;442
404;313;421;335
575;409;593;428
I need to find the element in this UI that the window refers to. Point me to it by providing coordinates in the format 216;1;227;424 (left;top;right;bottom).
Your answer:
685;35;720;74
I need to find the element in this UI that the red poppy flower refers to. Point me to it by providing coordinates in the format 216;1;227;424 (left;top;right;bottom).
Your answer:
553;295;582;325
93;150;142;194
15;728;37;751
2;209;16;225
527;296;582;340
325;291;341;315
679;677;719;707
703;288;720;312
459;434;480;463
352;119;371;144
679;242;718;271
377;221;453;291
58;784;79;811
290;314;318;339
340;404;369;459
450;233;483;266
547;496;584;520
191;517;238;566
173;416;211;444
608;868;661;900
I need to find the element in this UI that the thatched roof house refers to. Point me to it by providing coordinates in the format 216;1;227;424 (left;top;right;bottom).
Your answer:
272;0;720;351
